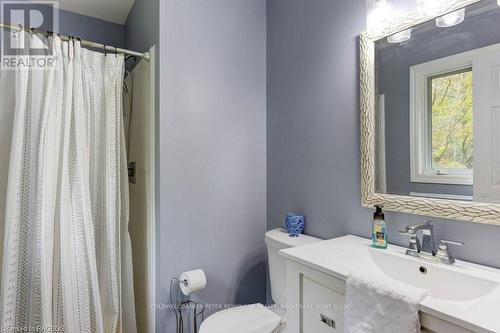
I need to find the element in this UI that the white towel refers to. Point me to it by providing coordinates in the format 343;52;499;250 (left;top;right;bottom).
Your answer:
344;268;428;333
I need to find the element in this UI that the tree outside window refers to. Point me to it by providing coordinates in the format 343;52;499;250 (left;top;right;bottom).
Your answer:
429;69;473;172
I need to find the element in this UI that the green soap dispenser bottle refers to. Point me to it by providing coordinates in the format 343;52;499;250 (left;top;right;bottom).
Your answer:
372;205;387;249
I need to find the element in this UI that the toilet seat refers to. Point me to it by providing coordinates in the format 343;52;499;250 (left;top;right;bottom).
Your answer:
199;303;285;333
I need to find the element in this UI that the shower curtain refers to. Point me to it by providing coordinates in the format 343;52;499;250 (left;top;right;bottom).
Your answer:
0;33;137;333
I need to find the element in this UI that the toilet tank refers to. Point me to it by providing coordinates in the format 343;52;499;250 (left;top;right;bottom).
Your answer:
265;228;322;305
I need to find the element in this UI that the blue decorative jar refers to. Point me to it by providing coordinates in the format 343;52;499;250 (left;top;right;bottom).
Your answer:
285;213;305;237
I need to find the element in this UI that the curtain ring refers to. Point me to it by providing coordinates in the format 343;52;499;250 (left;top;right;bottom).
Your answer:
114;46;117;58
103;44;107;56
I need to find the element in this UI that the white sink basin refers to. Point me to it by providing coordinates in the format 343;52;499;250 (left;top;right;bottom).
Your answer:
280;235;500;333
369;248;498;301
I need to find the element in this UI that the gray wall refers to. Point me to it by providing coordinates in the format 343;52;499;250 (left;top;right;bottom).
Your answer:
157;0;267;331
267;0;500;286
58;8;125;47
125;0;159;69
378;2;500;197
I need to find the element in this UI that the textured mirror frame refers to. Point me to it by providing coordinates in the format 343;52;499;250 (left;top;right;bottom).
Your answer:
360;0;500;225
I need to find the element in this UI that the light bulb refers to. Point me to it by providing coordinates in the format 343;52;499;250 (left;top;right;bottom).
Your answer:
498;0;500;6
436;8;465;27
387;28;412;43
367;0;394;35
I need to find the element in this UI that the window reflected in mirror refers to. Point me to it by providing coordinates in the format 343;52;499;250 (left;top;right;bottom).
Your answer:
429;68;473;175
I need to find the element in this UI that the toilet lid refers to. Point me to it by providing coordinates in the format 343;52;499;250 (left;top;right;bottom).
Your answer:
199;303;284;333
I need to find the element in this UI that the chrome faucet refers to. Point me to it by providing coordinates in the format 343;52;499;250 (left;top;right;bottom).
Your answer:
399;221;437;255
399;221;463;265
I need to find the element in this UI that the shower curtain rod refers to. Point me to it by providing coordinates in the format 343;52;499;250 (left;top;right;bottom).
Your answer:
0;22;151;61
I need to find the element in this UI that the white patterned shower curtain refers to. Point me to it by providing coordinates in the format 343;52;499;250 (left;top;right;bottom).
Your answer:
0;33;137;333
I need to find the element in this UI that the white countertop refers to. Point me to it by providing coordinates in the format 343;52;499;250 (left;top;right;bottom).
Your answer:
280;235;500;333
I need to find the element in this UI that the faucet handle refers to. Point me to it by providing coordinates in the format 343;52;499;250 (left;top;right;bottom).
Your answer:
437;240;464;264
399;231;421;252
439;240;464;247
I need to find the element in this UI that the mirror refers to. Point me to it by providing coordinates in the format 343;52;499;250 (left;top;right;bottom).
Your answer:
374;0;500;204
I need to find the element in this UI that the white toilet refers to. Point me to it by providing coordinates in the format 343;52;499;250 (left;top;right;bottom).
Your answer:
199;228;322;333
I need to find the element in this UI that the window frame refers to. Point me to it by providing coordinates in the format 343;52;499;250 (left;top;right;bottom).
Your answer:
410;53;474;185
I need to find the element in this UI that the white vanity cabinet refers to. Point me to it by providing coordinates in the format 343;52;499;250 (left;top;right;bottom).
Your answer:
284;259;477;333
285;260;346;333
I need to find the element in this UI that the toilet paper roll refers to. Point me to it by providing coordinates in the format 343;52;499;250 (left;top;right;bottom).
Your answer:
179;269;207;296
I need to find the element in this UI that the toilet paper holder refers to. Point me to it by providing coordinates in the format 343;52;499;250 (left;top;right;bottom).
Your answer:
171;269;207;333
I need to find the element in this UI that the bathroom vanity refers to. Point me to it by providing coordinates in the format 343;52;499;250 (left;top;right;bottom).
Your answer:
280;236;500;333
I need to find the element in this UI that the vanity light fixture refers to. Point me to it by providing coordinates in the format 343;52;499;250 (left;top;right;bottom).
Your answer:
387;28;412;43
436;8;466;27
367;0;394;35
417;0;443;16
